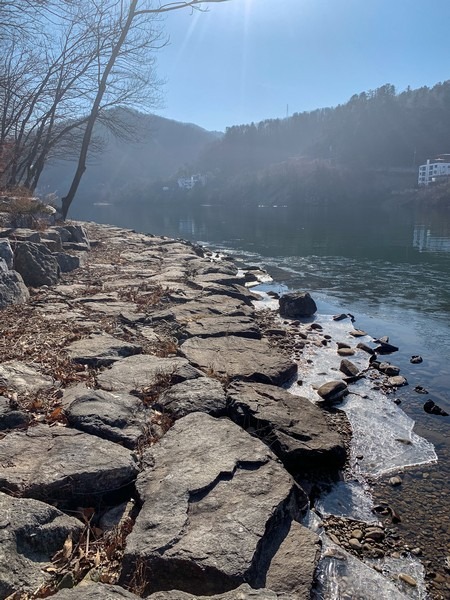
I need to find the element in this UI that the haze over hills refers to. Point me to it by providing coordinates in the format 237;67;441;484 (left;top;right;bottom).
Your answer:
38;110;221;207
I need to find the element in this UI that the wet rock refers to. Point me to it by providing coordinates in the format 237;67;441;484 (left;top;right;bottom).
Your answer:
386;375;407;387
227;381;346;471
410;355;423;364
155;377;226;418
184;316;261;339
349;538;363;551
122;413;306;596
337;347;355;357
66;333;142;367
0;269;29;308
265;520;320;597
0;360;53;394
13;241;60;287
147;586;279;599
63;384;149;448
180;336;297;386
389;476;403;486
0;492;84;598
97;354;203;393
0;424;138;500
339;359;359;377
357;342;375;355
398;573;417;587
378;362;400;376
364;528;385;542
332;313;348;321
317;380;348;404
414;385;428;394
349;329;367;337
279;291;317;318
374;341;399;354
0;395;30;430
423;400;449;416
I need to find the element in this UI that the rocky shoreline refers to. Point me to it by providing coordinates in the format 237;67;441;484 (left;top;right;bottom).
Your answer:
0;220;446;599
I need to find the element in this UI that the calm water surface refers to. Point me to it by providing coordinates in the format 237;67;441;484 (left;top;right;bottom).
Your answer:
76;199;450;586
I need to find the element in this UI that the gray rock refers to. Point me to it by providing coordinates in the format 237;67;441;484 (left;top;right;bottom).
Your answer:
97;354;203;393
227;382;346;471
172;295;254;324
66;333;142;367
0;424;138;500
339;359;360;377
13;241;60;287
50;584;140;599
0;360;53;394
0;395;30;430
0;492;83;598
59;224;90;248
63;384;148;448
122;413;306;596
265;520;321;598
387;375;408;387
147;585;280;599
180;336;297;386
54;251;81;273
156;377;227;418
0;239;13;268
317;380;348;404
184;316;261;339
378;362;400;376
279;292;317;318
0;269;29;308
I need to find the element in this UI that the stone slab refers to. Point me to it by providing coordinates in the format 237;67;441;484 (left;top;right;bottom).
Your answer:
184;316;261;339
155;377;227;418
66;333;142;367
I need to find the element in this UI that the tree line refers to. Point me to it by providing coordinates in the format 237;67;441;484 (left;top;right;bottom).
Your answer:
0;0;228;218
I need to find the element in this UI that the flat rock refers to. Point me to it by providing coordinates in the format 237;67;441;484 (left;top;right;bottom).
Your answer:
122;413;306;596
0;424;138;500
0;395;30;429
184;316;261;339
317;380;348;404
339;359;360;377
50;584;140;599
0;360;54;394
265;520;321;598
180;336;297;386
387;375;408;387
66;333;142;367
0;492;84;598
63;384;148;448
227;382;346;471
147;585;280;599
171;295;254;323
156;377;227;418
97;355;203;393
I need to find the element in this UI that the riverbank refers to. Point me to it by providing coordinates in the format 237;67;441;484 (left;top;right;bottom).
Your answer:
0;221;447;599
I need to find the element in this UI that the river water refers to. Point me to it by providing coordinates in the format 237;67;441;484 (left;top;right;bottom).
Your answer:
74;198;450;596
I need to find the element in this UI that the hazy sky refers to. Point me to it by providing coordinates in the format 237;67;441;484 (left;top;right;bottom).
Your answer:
155;0;450;132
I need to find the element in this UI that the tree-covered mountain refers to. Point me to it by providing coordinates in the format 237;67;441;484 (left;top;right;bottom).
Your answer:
38;109;221;207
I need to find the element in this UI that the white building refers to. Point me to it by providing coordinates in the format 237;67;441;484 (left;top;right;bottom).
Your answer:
418;155;450;186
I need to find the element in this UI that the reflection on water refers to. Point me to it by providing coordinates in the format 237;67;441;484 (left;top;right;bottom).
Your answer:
413;224;450;253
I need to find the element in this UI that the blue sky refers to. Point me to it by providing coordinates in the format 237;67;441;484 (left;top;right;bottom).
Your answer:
156;0;450;132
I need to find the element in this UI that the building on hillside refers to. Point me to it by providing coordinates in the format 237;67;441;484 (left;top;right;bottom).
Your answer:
177;174;207;190
418;155;450;186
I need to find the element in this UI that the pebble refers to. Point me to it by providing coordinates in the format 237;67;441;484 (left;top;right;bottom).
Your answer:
349;538;362;551
351;529;363;540
410;355;423;364
398;573;417;587
389;476;403;486
337;348;355;357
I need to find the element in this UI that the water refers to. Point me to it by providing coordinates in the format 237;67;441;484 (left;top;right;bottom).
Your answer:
74;198;450;593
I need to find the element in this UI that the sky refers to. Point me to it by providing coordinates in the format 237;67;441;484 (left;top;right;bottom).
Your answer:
154;0;450;132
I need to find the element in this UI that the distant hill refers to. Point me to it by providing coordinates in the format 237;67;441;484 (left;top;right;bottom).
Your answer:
38;109;221;208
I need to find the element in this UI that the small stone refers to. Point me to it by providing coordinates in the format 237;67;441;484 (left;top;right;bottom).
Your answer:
414;385;428;394
339;359;359;377
411;547;422;556
389;476;402;486
364;528;385;542
349;329;367;337
333;314;348;321
357;342;375;355
399;573;417;587
337;348;355;357
349;538;362;551
317;380;348;404
410;355;423;364
351;529;363;541
387;375;408;387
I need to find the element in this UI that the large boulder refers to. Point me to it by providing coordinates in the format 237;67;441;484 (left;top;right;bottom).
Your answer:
0;239;13;268
0;492;83;598
0;424;139;500
122;413;307;596
13;241;60;287
227;382;346;472
279;292;317;318
180;336;297;386
0;269;29;308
